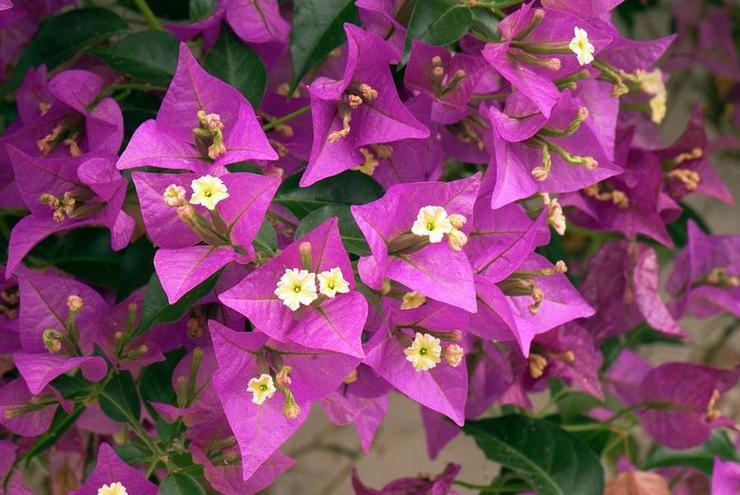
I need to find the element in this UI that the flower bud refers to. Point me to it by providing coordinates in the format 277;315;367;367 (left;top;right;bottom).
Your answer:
554;260;568;274
163;184;187;207
528;353;548;378
299;241;312;271
276;366;293;387
42;328;63;354
66;295;83;313
447;228;468;252
443;344;464;367
284;400;301;420
447;214;467;229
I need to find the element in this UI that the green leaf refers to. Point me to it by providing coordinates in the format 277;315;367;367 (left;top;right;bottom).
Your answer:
134;270;222;338
289;0;360;89
667;201;711;248
90;31;179;86
464;414;605;495
121;91;162;141
140;348;186;408
470;7;501;41
116;236;157;300
274;170;384;218
5;8;129;93
160;473;207;495
99;371;141;423
402;0;472;64
51;372;97;401
203;25;267;107
189;0;217;20
253;220;278;256
114;444;152;466
296;204;370;255
643;430;740;474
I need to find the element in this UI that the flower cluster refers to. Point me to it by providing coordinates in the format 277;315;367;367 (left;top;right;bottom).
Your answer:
0;0;738;494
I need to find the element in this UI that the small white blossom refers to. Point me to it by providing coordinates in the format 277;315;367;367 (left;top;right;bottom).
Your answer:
317;267;350;298
274;268;318;311
189;175;229;210
411;206;453;243
404;332;442;372
247;374;276;405
569;27;595;66
97;482;128;495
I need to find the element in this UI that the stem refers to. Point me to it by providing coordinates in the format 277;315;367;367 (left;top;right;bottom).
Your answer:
132;0;164;31
262;105;311;131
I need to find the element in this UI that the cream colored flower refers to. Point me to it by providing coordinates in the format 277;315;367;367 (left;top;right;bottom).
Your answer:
569;27;595;66
411;206;453;243
274;268;318;311
97;482;128;495
317;267;350;298
247;374;276;405
404;332;442;372
189;175;229;210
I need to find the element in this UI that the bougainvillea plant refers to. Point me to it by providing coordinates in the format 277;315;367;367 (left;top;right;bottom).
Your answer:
0;0;738;493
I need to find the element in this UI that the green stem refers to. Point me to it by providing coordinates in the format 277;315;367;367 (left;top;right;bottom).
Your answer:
262;105;311;131
132;0;164;31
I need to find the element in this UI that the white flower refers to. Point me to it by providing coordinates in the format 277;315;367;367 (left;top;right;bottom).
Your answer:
274;268;318;311
404;332;442;372
411;206;453;243
189;175;229;210
163;184;187;207
97;482;128;495
247;374;276;405
569;27;595;66
317;267;350;298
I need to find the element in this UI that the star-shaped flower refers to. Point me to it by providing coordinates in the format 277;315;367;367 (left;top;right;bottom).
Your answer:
404;332;442;372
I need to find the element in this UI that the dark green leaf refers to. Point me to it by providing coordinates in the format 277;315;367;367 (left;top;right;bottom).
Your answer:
116;237;157;300
5;8;129;93
289;0;360;89
90;31;179;86
403;0;472;64
296;204;370;255
28;228;122;288
203;25;267;107
275;170;384;218
667;201;711;248
464;414;604;495
51;372;97;402
189;0;217;20
140;348;186;409
99;371;141;423
643;430;740;474
114;444;152;466
134;270;222;337
470;7;500;41
160;473;207;495
253;220;278;256
121;91;162;142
